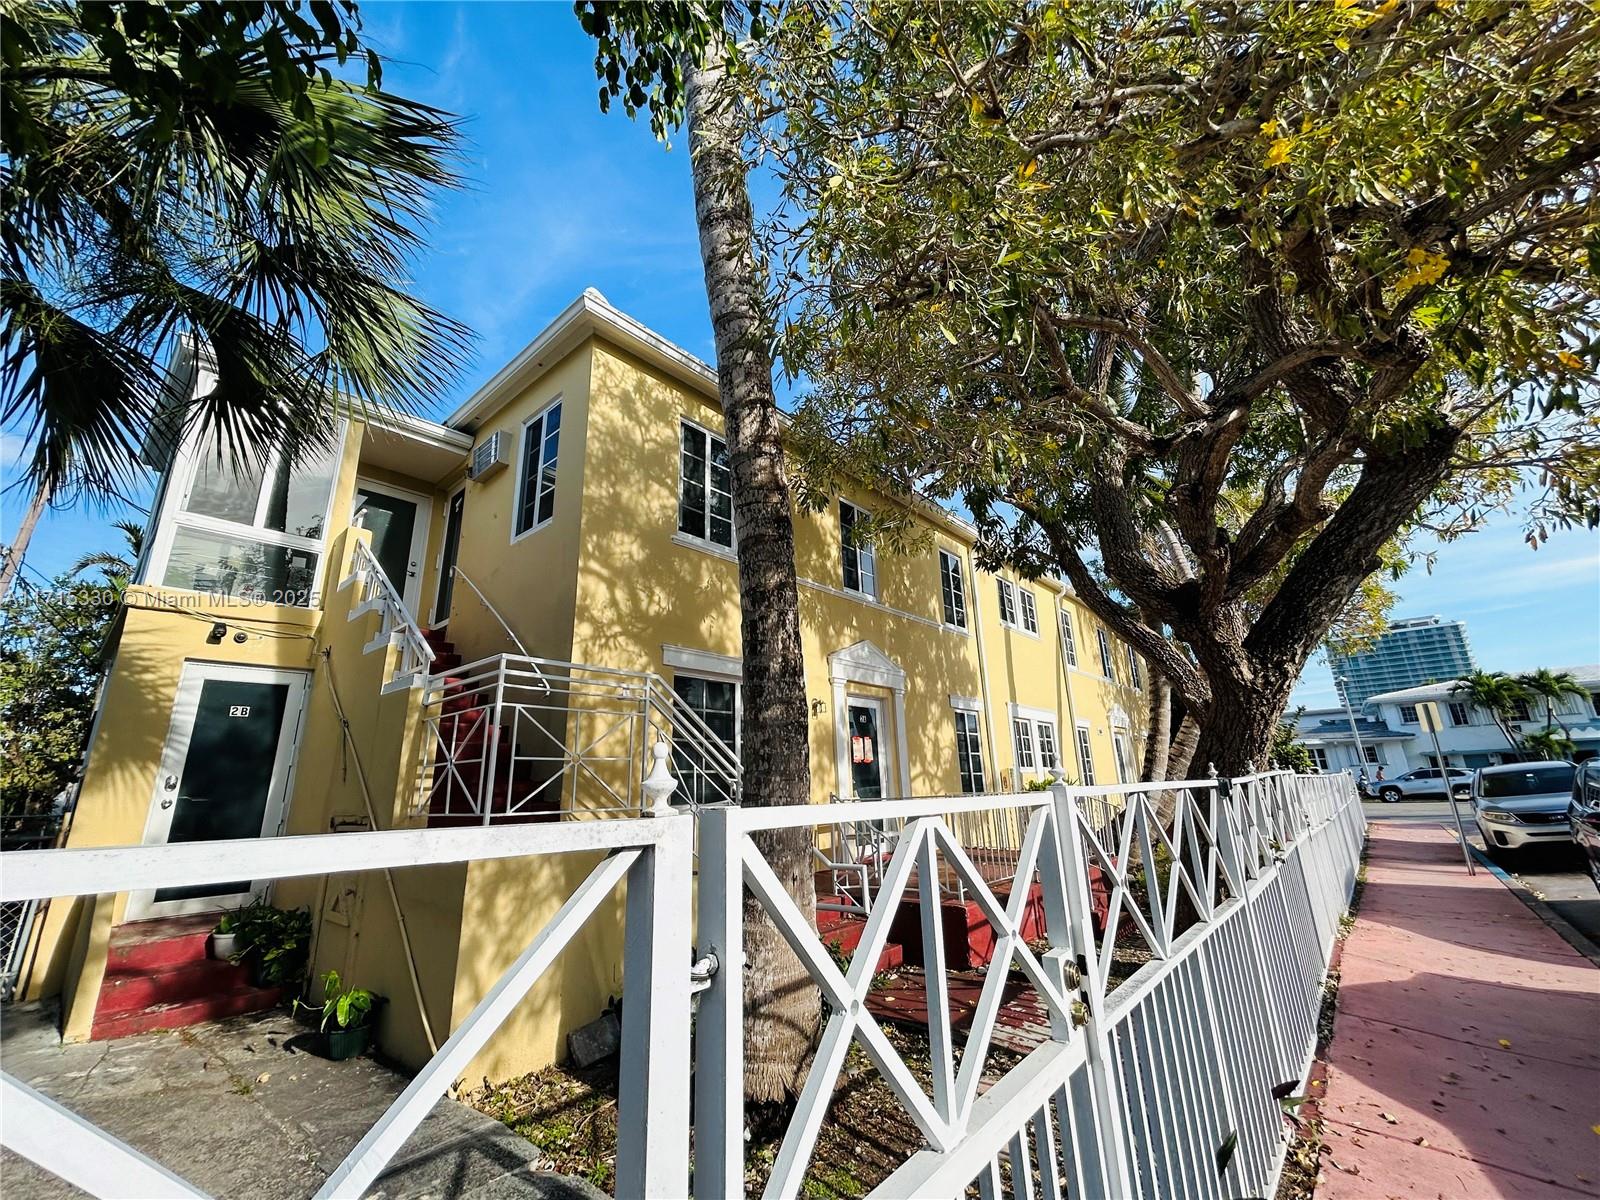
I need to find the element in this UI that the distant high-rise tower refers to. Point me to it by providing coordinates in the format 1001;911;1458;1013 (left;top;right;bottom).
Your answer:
1330;616;1478;707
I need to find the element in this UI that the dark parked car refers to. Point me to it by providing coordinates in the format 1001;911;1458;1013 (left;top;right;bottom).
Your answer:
1569;759;1600;893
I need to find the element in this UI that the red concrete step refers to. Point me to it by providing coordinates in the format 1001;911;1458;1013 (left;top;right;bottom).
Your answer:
90;984;284;1041
97;957;255;1016
820;916;905;973
106;915;217;972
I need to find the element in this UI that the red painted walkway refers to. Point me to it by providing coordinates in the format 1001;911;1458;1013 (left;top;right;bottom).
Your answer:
1316;823;1600;1199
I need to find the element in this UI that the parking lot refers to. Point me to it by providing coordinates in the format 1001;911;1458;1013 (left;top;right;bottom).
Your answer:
1362;798;1600;952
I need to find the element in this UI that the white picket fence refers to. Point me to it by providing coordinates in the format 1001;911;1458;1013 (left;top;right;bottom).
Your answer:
0;770;1362;1199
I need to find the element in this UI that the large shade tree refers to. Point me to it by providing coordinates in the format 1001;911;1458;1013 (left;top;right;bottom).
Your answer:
576;0;820;1104
1;1;470;595
752;0;1600;774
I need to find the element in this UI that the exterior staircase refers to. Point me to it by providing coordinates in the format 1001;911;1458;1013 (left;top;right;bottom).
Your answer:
90;915;282;1041
421;628;560;828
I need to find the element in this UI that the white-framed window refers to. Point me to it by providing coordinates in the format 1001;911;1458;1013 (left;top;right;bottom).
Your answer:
678;419;733;549
1018;587;1039;634
1036;722;1059;771
1112;729;1135;784
997;578;1017;626
1097;628;1115;678
938;549;967;629
514;399;562;538
670;672;739;806
1310;747;1329;772
1363;745;1381;765
954;710;986;794
1059;609;1078;666
840;500;878;599
1011;711;1060;776
1399;704;1419;724
153;433;340;607
1013;718;1036;770
1448;702;1471;727
1125;645;1142;690
1075;723;1096;786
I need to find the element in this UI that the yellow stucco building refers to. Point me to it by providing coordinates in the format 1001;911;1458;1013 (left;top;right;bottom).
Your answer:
19;291;1147;1079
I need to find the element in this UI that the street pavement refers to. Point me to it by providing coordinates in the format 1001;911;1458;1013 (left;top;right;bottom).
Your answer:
1362;798;1600;952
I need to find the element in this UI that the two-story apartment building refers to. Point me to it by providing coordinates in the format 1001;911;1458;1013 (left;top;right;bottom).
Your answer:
19;290;1148;1080
1365;669;1600;769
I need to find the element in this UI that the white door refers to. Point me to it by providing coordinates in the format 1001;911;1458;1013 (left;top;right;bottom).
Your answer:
844;696;893;799
352;480;432;617
126;664;310;921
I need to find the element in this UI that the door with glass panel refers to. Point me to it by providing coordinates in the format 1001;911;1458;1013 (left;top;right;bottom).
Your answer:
846;698;891;799
127;664;309;920
352;481;431;616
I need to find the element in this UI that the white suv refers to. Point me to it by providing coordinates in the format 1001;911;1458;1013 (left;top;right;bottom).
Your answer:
1473;761;1577;858
1372;767;1473;803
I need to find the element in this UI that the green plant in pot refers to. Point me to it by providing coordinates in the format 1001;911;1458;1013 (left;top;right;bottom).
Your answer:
210;906;247;961
298;971;382;1061
231;904;311;987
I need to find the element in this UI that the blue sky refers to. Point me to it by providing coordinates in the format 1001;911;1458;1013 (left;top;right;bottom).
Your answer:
3;1;1596;696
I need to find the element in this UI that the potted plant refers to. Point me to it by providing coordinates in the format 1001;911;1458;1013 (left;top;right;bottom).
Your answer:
209;907;246;961
231;904;311;987
298;970;382;1061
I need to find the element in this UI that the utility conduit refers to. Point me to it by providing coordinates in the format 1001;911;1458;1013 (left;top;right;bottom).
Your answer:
319;648;441;1057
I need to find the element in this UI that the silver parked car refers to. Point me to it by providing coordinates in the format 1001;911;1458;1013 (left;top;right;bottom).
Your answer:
1372;767;1473;803
1473;761;1577;859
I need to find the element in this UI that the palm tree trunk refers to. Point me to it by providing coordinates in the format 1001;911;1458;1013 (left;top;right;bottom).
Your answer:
0;477;51;601
685;42;820;1105
1140;671;1172;782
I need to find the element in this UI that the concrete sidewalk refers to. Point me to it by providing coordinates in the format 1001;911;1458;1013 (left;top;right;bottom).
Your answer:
1316;822;1600;1199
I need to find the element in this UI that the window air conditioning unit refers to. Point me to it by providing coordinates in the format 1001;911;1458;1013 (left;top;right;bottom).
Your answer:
469;432;509;481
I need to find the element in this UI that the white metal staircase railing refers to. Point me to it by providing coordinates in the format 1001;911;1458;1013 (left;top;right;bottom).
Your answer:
344;538;435;692
418;653;742;823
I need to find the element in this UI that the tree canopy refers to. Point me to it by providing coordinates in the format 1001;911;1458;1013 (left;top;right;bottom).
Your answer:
747;0;1600;769
2;1;470;502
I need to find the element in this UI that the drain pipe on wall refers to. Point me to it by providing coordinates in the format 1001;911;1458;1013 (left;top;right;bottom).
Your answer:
319;649;442;1056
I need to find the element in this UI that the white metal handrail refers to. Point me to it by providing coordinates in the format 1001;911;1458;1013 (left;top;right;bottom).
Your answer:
0;815;695;1199
347;538;435;687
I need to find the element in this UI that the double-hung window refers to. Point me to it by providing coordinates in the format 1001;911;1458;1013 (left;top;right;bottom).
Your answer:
1448;702;1470;727
1018;588;1039;634
1399;704;1419;724
1036;722;1059;771
840;500;878;598
1310;747;1330;772
1013;718;1036;771
1075;724;1096;786
1012;712;1060;778
938;550;967;628
157;435;339;607
670;674;738;806
514;400;562;537
954;710;986;794
1059;610;1078;666
678;421;733;548
1096;628;1115;678
1125;645;1142;690
997;579;1018;626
